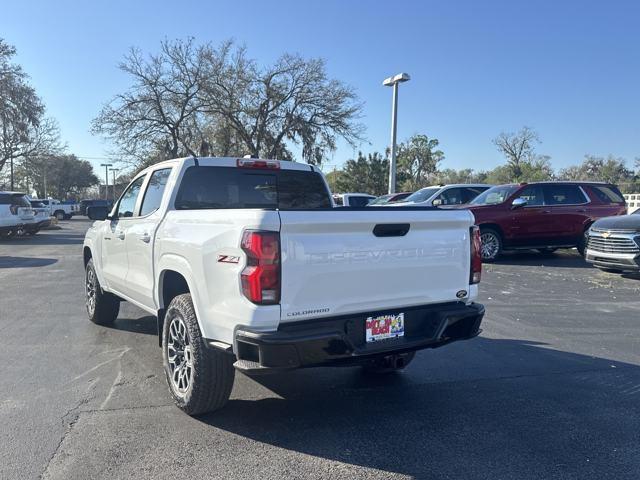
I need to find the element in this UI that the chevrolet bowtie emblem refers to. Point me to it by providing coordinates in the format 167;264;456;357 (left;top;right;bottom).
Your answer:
602;231;611;238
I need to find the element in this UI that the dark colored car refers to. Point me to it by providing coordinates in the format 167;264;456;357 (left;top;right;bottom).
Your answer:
465;182;627;261
80;199;113;216
585;209;640;273
368;192;412;205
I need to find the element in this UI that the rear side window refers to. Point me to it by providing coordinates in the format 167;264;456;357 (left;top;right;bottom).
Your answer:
589;185;625;204
4;194;30;207
175;167;332;210
140;168;172;216
544;184;587;205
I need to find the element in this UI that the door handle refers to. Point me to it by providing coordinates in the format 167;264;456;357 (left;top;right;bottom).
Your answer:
576;209;586;213
116;231;125;240
140;233;151;243
542;210;551;214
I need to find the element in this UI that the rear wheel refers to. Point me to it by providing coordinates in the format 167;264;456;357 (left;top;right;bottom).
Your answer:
85;258;120;325
480;227;502;262
362;352;415;374
162;293;235;416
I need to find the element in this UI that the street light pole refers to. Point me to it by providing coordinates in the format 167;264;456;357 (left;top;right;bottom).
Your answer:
382;73;410;194
100;163;112;200
109;168;119;200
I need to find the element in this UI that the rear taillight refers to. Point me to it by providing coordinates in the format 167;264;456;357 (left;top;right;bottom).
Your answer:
236;158;280;169
470;226;482;284
240;230;280;304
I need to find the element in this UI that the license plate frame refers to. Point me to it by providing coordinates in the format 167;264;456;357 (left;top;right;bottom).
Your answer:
365;312;405;343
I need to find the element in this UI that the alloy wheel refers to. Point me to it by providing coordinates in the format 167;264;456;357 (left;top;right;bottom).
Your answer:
166;315;194;396
480;232;499;260
86;267;97;316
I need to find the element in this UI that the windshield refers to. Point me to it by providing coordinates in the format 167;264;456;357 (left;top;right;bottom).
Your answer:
403;187;440;204
471;185;519;205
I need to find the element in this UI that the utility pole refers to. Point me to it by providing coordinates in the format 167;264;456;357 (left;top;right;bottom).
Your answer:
10;156;14;191
382;73;410;194
100;163;112;200
109;168;119;200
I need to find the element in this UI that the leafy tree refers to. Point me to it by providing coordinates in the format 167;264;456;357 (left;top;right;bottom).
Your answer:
435;168;488;185
323;169;344;193
334;152;388;195
558;154;637;192
396;134;444;191
93;39;365;167
16;155;99;199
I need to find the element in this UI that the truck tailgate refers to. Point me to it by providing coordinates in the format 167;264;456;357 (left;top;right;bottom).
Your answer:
278;209;474;321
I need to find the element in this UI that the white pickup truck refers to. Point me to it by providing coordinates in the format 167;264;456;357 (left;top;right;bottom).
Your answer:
83;157;484;415
33;198;78;220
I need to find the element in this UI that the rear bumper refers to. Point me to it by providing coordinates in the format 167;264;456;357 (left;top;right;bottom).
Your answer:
231;302;484;374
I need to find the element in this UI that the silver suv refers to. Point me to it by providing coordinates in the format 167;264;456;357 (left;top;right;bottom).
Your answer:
394;184;492;207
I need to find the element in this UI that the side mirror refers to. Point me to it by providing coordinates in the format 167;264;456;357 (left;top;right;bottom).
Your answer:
511;198;527;209
432;198;443;207
87;205;110;221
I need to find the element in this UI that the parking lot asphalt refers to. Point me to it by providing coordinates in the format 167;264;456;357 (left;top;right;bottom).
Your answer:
1;218;640;480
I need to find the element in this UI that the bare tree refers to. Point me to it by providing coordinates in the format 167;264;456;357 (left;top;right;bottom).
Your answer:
199;45;364;163
91;38;210;164
92;39;365;167
492;126;540;181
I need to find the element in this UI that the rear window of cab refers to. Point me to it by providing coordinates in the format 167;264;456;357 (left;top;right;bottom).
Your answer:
175;166;332;210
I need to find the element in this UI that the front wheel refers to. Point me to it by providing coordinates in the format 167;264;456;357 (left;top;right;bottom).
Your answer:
55;211;65;221
480;227;502;262
162;294;235;416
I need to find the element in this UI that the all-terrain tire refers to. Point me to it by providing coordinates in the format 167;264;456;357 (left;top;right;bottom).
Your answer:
162;293;235;416
85;258;120;325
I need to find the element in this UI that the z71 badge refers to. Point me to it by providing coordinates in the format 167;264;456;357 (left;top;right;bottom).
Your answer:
217;255;240;264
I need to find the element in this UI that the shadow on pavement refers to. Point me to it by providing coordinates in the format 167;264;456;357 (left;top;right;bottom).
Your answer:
0;232;84;246
495;249;592;269
0;256;58;268
199;337;640;479
104;315;157;335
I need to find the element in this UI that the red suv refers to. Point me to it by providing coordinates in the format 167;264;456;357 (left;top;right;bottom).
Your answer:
465;182;627;261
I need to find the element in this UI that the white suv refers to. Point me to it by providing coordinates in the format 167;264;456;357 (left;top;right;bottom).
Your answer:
0;192;35;238
395;184;492;207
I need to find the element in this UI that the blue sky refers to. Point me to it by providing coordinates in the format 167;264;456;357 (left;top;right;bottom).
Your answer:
2;0;639;176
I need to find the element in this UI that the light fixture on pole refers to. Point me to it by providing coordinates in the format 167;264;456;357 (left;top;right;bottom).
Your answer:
382;72;410;194
109;168;119;200
100;163;113;200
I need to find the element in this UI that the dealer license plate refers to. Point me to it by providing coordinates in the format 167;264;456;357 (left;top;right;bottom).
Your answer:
365;313;405;343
